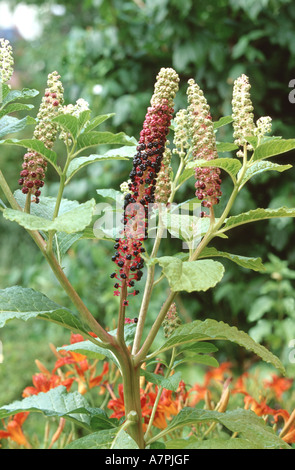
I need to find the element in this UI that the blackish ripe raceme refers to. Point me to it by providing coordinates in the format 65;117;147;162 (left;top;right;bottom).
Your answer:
111;68;179;303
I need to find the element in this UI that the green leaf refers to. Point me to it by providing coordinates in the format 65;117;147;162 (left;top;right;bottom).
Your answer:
179;342;218;354
77;110;92;131
140;370;182;391
0;116;36;139
155;257;225;292
216;142;239;153
96;188;124;201
248;296;274;322
52;113;80;140
166;437;262;449
213;115;233;130
58;339;117;365
221;207;295;233
154;408;289;449
76;131;135;152
66;427;139;449
199;246;266;272
0;137;58;169
174;354;219;369
0;102;34;119
162;213;202;242
0;83;11;102
84;113;115;132
14;191;86;258
150;318;285;374
186;157;241;183
1;87;38;107
252;138;295;162
66;147;133;182
3;198;96;234
0;286;90;335
240;160;292;187
58;324;137;367
0;386;113;430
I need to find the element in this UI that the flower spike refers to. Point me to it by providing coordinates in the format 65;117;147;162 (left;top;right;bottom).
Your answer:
232;74;256;155
18;71;64;203
111;68;179;302
232;74;272;156
187;79;222;215
0;38;14;83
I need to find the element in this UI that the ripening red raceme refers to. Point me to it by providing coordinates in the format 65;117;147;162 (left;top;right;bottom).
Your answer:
110;68;179;304
186;79;222;216
18;71;64;203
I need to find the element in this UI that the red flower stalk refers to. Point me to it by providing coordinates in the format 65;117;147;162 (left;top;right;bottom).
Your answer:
187;79;222;216
110;68;179;304
18;71;64;203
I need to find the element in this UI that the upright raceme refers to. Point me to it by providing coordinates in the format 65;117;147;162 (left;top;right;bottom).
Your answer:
232;74;255;156
187;79;222;215
173;108;190;159
154;144;172;204
111;68;179;304
18;71;64;203
232;74;272;157
162;302;182;338
0;38;14;83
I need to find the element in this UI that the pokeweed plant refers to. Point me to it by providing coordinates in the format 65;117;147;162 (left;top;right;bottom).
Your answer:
0;38;295;450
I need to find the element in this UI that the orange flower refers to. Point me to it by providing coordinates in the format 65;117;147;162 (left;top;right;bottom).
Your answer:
263;375;293;400
187;383;208;406
107;384;127;420
108;384;179;430
273;409;295;444
22;372;74;397
232;372;249;395
146;388;179;429
52;333;109;394
0;412;31;448
203;362;232;387
243;394;276;417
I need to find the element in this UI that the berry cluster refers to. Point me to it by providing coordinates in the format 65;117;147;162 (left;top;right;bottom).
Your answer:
18;71;64;203
155;145;172;204
0;37;14;83
232;74;272;157
187;79;222;215
162;302;182;338
110;236;145;305
194;166;222;212
111;68;179;304
18;153;46;203
232;74;255;156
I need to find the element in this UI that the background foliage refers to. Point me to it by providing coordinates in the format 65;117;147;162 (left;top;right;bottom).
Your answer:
1;0;295;408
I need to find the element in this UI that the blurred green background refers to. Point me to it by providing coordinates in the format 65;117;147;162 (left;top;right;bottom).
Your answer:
1;0;295;411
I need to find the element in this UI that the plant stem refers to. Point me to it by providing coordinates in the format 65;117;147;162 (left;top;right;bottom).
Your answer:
44;250;115;345
0;170;22;210
134;289;177;366
24;192;31;213
117;281;127;345
144;347;177;440
214;145;248;232
46;160;70;254
117;349;145;448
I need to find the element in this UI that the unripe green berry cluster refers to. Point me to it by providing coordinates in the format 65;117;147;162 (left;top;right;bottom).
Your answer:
0;38;14;83
162;303;182;338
